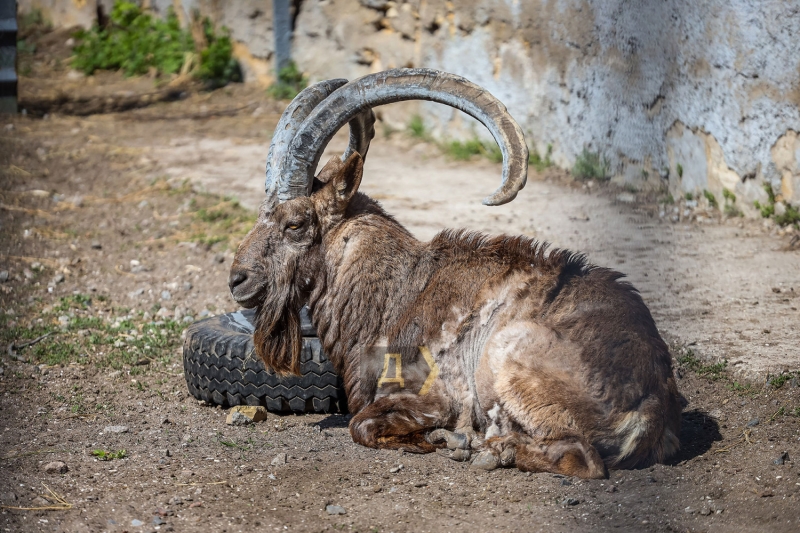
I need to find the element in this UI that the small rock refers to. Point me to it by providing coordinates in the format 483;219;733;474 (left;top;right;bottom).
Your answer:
616;192;635;204
131;518;144;527
561;479;572;486
213;253;225;264
773;451;789;465
700;507;711;516
746;418;760;428
709;409;725;421
760;489;774;498
0;492;16;502
52;273;65;284
326;504;346;515
138;200;149;209
271;453;287;466
389;465;403;473
605;485;617;493
23;268;34;279
128;288;145;299
198;309;211;318
43;461;68;474
66;69;83;80
182;315;194;323
0;271;8;282
104;425;129;434
152;516;165;526
684;507;695;514
58;315;70;327
226;405;268;425
161;290;172;301
91;240;102;249
183;281;193;291
562;498;580;506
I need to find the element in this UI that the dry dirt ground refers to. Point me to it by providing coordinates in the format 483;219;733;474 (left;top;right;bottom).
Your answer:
2;29;800;533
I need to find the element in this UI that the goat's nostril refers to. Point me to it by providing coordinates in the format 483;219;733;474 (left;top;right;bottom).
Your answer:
229;270;247;290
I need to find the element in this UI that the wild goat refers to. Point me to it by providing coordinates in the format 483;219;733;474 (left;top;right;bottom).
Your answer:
229;69;683;478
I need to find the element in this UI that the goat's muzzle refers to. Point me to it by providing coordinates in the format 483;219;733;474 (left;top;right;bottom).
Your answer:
228;267;263;309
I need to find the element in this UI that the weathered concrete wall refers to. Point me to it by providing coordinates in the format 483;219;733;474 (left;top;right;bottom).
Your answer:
19;0;800;210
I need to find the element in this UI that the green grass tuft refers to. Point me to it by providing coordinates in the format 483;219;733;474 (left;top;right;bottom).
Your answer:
703;190;718;209
572;148;609;181
529;144;553;172
677;349;727;380
266;61;308;100
408;115;427;139
92;449;127;460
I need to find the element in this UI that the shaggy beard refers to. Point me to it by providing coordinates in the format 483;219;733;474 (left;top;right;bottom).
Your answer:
253;283;303;376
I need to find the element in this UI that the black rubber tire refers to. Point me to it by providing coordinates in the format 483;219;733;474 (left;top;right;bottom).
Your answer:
182;308;347;413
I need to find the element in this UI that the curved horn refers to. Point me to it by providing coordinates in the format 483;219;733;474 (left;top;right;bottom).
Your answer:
282;68;528;206
266;79;376;203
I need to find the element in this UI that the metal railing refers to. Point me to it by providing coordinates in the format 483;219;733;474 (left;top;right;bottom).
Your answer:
0;0;16;113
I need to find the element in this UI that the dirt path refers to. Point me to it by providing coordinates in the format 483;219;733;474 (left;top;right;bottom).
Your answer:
1;62;799;532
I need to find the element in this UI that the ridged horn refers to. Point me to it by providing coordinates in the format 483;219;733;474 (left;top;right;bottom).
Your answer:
281;68;528;206
266;79;376;204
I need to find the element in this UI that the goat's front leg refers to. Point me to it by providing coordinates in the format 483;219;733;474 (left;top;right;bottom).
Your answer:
349;394;452;454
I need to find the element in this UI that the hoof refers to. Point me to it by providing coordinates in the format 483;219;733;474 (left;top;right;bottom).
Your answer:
470;451;500;471
426;429;469;450
436;448;471;462
500;447;516;467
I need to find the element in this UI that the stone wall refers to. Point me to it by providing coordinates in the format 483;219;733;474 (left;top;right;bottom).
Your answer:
19;0;800;210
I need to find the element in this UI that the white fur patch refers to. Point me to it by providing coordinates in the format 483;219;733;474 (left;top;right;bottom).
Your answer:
615;411;649;460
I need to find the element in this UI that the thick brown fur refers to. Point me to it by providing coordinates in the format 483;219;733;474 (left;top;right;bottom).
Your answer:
230;153;683;478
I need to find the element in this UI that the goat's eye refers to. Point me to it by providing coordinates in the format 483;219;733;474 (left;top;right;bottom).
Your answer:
285;220;304;231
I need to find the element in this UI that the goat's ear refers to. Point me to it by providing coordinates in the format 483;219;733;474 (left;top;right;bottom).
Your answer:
332;151;363;202
317;152;363;212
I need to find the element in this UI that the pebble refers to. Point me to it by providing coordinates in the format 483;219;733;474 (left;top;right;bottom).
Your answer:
773;451;789;465
153;517;165;526
389;465;403;473
128;288;145;299
43;461;68;474
183;281;193;291
562;498;580;506
326;505;346;515
213;253;225;264
161;290;172;301
58;315;70;327
52;273;65;284
131;518;144;527
271;453;287;466
91;240;102;249
746;418;760;428
226;405;268;425
605;485;617;493
700;507;711;516
0;270;8;282
104;425;129;434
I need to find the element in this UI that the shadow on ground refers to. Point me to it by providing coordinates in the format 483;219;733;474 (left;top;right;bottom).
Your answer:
668;409;722;464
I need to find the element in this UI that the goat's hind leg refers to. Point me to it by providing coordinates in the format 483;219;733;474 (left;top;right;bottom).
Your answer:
476;431;607;479
349;394;450;454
